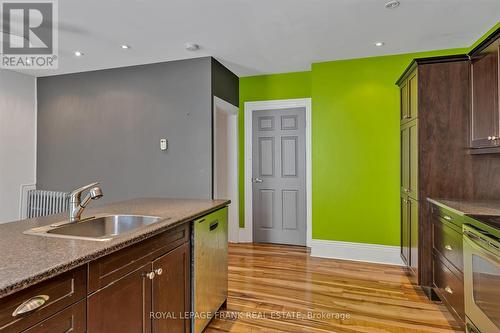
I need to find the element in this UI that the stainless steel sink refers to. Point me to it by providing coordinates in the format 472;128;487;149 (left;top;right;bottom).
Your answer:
24;214;165;241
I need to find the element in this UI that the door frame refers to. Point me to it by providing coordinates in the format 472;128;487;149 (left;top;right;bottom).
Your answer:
241;98;312;247
213;96;239;243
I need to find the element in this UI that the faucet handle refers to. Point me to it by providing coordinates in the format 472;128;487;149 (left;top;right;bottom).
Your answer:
70;182;100;200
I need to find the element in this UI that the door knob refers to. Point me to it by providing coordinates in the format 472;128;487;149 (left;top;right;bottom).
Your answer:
252;178;263;183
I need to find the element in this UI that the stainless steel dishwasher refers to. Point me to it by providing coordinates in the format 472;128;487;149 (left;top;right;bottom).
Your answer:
192;207;228;333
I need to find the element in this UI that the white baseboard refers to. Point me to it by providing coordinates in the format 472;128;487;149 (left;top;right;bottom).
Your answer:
310;239;404;266
238;227;252;243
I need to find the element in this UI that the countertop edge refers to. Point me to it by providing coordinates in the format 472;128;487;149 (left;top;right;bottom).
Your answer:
426;198;468;216
0;200;229;299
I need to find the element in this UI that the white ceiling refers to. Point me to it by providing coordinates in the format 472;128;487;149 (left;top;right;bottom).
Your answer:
10;0;500;77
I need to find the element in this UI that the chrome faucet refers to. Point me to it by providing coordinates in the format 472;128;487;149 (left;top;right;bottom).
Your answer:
69;182;103;222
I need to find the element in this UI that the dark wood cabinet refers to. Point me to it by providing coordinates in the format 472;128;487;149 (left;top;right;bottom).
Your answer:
0;266;87;333
400;194;418;276
397;56;471;286
400;119;418;199
399;68;419;277
88;263;152;333
21;300;86;333
152;242;191;333
429;203;466;325
400;71;418;124
400;195;410;266
470;28;500;151
432;253;465;321
87;223;191;333
408;197;418;274
0;219;198;333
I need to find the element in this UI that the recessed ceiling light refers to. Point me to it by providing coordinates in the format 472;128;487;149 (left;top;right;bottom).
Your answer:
385;0;400;9
74;50;84;57
185;43;200;51
121;44;130;49
375;42;385;47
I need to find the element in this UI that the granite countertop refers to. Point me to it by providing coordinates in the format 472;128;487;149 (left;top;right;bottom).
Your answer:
0;198;229;298
427;198;500;217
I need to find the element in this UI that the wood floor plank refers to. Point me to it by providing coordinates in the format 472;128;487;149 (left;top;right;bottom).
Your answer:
205;243;463;333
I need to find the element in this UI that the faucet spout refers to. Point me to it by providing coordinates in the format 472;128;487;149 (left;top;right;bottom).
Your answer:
69;182;103;222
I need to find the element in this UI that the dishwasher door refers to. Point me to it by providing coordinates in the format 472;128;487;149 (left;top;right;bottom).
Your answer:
193;207;228;333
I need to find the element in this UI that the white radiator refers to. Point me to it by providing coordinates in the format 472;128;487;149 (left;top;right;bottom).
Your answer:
27;190;69;218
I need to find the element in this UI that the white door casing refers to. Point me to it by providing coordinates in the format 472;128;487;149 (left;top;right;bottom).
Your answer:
213;96;239;243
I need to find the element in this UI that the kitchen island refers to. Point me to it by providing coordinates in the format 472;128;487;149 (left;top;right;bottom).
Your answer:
0;198;229;333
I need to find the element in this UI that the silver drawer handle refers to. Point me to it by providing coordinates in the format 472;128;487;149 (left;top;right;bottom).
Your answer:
444;245;453;251
252;178;263;183
12;295;49;317
444;286;453;294
443;215;452;221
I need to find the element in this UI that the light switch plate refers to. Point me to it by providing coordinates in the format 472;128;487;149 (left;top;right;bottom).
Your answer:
160;138;168;151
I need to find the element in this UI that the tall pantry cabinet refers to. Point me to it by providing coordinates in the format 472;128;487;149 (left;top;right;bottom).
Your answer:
397;56;472;287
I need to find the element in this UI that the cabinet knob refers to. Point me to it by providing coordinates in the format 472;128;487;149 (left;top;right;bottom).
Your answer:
444;244;453;251
154;268;163;276
488;136;497;141
444;286;453;294
144;272;155;280
443;215;452;222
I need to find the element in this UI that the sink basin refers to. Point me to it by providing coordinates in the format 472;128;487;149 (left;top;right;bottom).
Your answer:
24;214;165;241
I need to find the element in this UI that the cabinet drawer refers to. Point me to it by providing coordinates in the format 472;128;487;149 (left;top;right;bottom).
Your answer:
431;205;464;229
433;219;463;273
21;300;86;333
432;254;464;321
0;266;86;333
89;222;189;292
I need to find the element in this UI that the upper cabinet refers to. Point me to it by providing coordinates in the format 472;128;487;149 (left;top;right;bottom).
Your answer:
400;71;418;124
469;28;500;151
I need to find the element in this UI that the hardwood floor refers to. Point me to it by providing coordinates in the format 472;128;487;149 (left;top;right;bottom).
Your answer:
206;243;462;333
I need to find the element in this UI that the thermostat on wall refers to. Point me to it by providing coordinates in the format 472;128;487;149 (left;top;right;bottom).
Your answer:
160;138;168;151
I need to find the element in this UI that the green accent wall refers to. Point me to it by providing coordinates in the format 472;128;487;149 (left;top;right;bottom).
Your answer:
238;22;499;244
311;49;464;246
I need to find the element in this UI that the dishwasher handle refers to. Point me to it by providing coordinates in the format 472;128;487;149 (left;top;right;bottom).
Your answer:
210;220;219;231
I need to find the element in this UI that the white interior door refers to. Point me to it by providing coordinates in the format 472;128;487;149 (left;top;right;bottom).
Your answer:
252;107;306;246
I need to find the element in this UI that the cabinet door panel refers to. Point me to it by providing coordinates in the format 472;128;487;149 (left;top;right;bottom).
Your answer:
400;81;409;122
409;197;419;275
88;263;152;333
400;81;410;122
401;195;410;266
408;121;418;199
21;300;86;333
400;126;409;194
471;49;499;148
0;266;86;333
409;72;418;120
152;242;190;333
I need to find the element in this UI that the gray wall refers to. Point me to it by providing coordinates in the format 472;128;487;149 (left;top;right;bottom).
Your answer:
37;57;213;203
